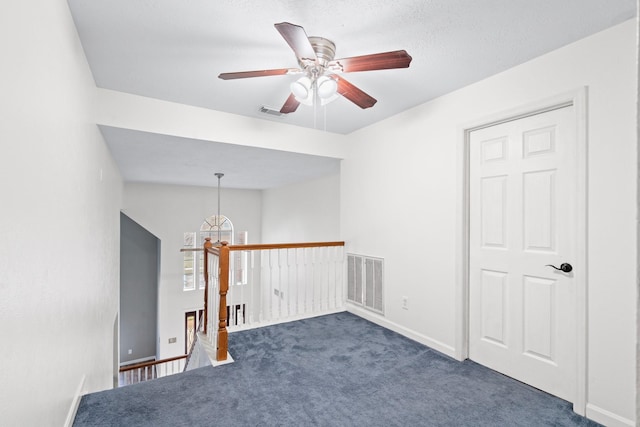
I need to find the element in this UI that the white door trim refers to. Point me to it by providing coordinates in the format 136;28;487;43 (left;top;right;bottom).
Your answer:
454;87;588;415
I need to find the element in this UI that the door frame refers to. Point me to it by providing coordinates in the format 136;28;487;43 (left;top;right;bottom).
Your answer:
454;87;588;414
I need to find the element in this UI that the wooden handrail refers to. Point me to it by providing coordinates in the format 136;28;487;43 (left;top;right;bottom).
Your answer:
186;241;344;254
119;355;187;373
226;241;345;251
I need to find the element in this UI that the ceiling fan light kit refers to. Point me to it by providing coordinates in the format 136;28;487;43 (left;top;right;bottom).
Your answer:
290;75;339;106
316;76;338;99
218;22;412;115
291;76;311;99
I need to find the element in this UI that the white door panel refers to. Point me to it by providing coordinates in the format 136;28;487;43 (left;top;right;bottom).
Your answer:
469;106;576;402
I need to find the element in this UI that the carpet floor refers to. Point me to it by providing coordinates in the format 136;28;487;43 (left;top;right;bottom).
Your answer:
74;312;600;426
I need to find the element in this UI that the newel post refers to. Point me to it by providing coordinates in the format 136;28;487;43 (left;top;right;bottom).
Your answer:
217;241;229;361
203;237;212;334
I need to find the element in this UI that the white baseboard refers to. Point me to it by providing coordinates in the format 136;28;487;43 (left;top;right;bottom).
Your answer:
64;374;86;427
346;305;456;358
586;403;635;427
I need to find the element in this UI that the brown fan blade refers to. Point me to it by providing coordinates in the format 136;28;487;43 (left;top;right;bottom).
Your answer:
329;50;412;73
332;76;377;109
274;22;317;64
280;93;300;114
218;68;300;80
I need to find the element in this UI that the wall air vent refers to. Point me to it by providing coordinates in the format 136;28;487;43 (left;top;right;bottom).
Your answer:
259;106;285;117
347;253;384;315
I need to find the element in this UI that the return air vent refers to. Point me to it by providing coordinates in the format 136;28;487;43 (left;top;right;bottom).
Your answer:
347;254;384;315
259;106;285;117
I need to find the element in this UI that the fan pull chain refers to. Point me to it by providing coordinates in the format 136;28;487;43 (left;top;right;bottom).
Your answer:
313;80;318;129
313;100;317;129
323;104;327;132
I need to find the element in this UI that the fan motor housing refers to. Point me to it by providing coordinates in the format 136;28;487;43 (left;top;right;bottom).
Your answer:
307;36;336;67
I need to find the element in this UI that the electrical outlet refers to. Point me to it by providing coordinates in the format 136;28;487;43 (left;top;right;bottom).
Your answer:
402;296;408;310
168;337;177;344
128;349;132;355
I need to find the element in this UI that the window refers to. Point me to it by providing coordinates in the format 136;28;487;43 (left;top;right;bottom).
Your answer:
199;214;234;245
183;232;196;291
183;214;248;291
198;215;233;289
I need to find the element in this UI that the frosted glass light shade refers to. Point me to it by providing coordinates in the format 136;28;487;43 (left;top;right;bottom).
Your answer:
291;77;311;99
316;76;337;99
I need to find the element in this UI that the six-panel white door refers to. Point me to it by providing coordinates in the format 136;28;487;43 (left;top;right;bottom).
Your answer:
469;106;577;402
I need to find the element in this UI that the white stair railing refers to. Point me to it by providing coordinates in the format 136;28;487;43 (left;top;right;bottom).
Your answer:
225;243;345;331
118;356;187;387
200;240;345;362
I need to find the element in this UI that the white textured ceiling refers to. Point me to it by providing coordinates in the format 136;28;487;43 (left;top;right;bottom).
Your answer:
67;0;636;188
99;126;340;190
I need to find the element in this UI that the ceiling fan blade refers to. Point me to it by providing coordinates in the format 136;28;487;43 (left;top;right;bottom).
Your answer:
280;93;300;114
274;22;317;64
332;76;377;109
218;68;300;80
329;50;412;73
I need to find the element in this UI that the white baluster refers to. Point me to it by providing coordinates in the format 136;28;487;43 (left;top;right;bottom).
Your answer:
287;247;291;317
268;249;274;322
248;250;254;326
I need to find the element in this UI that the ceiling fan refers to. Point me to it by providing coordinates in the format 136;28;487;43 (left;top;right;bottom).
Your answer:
218;22;412;114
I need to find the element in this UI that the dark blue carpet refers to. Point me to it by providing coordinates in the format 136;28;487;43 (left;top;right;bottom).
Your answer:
74;312;600;426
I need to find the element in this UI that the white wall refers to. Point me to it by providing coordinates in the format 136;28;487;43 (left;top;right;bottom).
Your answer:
637;6;640;425
261;173;341;244
122;183;262;359
342;20;637;425
0;1;122;425
94;88;349;160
